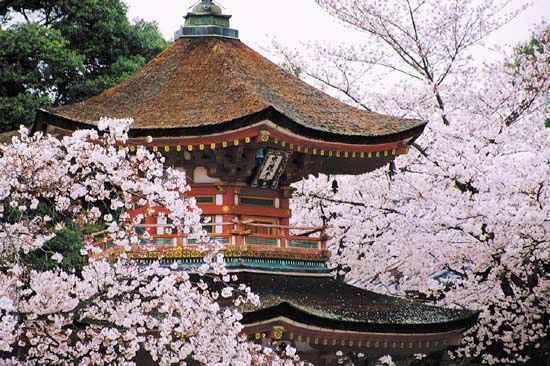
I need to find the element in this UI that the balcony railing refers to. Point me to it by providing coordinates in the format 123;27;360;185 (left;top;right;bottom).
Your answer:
90;221;329;259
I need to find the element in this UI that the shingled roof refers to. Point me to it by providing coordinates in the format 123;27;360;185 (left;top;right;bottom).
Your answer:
47;37;425;141
238;273;476;333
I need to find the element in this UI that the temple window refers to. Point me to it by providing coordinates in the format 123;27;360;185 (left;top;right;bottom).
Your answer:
240;196;275;207
288;239;320;249
195;196;215;205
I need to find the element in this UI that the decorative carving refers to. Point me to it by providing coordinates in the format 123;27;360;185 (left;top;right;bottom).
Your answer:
127;247;331;262
272;326;284;340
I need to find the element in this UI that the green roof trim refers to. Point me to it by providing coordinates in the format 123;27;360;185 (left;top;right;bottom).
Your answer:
175;0;239;40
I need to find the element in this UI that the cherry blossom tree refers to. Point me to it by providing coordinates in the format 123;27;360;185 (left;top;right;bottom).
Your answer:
284;2;549;364
0;120;303;366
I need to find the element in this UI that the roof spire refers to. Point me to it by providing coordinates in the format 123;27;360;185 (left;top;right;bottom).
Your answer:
200;0;214;12
175;0;239;40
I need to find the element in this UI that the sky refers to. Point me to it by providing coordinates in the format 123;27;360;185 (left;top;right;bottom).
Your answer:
124;0;549;50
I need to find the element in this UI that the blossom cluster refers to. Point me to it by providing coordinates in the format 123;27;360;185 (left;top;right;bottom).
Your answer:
0;120;303;365
288;5;549;364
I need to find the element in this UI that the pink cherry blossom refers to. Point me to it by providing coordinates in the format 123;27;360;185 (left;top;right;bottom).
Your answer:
0;120;305;366
288;6;549;364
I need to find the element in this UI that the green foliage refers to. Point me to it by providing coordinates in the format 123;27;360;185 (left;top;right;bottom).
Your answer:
0;93;51;131
1;198;87;273
0;23;83;130
65;55;147;102
522;37;544;58
0;0;169;132
82;222;106;236
22;224;85;274
129;19;169;61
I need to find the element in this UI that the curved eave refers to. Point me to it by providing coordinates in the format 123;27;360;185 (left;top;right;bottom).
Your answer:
242;302;478;334
35;107;427;146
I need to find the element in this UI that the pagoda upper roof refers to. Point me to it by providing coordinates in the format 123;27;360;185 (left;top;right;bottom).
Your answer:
46;37;425;143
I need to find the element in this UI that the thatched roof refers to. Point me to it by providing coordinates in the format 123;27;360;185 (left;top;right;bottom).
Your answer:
45;37;424;141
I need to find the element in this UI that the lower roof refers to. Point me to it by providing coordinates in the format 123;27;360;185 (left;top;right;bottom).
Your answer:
237;272;476;334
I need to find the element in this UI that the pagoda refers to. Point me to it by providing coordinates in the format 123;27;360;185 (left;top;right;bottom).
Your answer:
34;1;476;364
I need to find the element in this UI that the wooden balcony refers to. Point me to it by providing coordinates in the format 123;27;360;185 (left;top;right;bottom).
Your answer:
90;221;330;261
